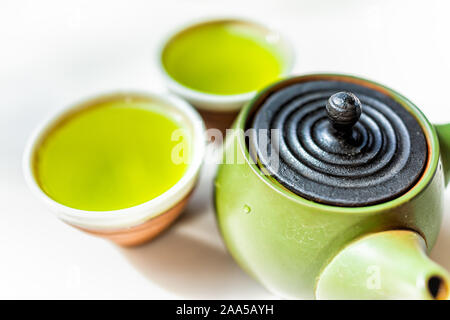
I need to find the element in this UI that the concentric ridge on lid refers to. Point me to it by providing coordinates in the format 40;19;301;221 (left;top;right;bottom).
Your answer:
250;80;428;207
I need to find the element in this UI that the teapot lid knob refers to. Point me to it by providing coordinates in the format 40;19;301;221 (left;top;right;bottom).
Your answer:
326;92;362;133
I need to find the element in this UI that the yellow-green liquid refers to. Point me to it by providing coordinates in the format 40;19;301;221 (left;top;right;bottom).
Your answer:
34;98;188;211
162;21;284;95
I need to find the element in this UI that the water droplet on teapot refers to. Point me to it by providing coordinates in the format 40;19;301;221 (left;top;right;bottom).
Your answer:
243;205;251;214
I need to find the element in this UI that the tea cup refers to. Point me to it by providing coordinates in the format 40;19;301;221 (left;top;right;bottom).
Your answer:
157;17;295;131
23;92;205;246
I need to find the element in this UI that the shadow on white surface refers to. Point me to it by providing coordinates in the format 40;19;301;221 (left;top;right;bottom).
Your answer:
120;230;270;299
119;156;273;299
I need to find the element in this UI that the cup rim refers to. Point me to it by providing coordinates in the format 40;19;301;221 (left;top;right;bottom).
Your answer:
157;16;296;112
23;91;206;230
234;73;440;214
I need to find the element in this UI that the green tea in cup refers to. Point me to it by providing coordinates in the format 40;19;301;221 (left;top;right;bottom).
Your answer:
161;19;288;95
33;95;189;211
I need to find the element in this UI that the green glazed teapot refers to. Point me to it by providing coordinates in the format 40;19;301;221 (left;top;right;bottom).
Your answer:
214;74;450;299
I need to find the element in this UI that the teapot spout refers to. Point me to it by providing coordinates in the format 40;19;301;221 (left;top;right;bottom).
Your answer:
435;123;450;186
315;230;449;300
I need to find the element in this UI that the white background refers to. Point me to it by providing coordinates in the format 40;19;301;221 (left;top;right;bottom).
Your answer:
1;0;450;299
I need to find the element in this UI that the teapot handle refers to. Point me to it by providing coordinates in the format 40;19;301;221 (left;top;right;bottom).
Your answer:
315;230;450;300
435;123;450;186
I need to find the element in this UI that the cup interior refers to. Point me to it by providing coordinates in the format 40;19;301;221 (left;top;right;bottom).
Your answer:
23;92;205;230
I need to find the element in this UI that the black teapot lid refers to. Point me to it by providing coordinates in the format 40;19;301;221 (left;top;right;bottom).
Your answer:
249;76;428;207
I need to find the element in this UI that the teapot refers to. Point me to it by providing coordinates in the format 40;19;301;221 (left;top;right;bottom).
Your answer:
214;74;450;299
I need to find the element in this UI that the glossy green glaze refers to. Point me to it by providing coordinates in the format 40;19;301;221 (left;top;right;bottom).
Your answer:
436;123;450;186
316;230;450;299
214;74;450;299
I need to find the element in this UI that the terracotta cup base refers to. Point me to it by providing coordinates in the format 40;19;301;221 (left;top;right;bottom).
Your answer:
199;109;239;135
72;193;191;247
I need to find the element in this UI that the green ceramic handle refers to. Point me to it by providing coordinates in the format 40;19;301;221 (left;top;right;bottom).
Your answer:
435;123;450;186
316;230;450;300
